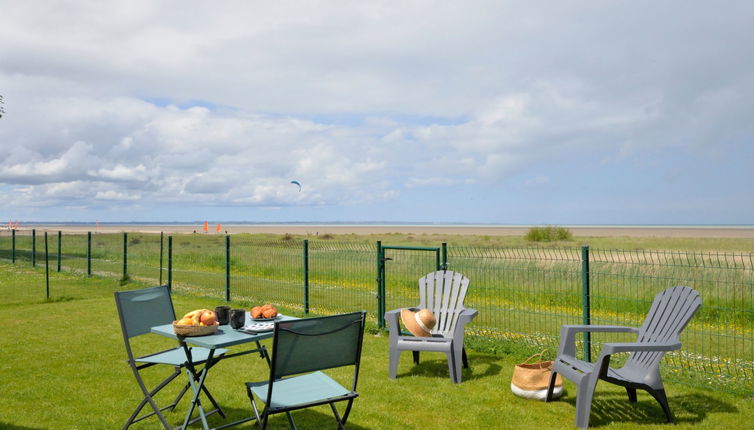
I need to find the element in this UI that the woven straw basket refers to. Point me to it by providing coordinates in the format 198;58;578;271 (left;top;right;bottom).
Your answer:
511;351;563;391
172;321;219;337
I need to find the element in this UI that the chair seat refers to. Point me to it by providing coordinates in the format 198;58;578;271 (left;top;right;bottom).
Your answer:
136;347;227;366
246;371;355;411
396;335;453;353
554;355;634;386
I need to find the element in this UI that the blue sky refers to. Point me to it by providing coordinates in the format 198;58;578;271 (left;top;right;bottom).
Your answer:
0;1;753;224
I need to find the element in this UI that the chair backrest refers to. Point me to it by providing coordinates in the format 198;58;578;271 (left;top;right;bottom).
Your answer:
115;285;176;340
270;311;366;385
626;285;701;370
417;270;470;337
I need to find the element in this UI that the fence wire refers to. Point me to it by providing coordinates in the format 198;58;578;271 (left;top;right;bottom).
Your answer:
448;246;584;355
1;230;752;395
589;248;754;394
230;237;303;310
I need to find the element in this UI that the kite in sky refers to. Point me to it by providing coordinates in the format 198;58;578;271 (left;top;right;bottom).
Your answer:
290;180;302;192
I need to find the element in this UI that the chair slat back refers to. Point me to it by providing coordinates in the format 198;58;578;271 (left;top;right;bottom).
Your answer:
418;270;470;337
115;285;176;339
271;311;366;380
627;286;701;370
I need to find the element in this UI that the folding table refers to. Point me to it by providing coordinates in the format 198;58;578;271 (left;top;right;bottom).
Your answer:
151;314;297;430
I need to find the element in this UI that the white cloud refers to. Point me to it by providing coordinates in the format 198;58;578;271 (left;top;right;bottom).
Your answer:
90;164;149;182
0;1;752;222
95;190;141;201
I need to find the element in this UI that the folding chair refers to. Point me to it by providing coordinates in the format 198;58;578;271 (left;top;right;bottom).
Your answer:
245;311;366;430
114;285;227;429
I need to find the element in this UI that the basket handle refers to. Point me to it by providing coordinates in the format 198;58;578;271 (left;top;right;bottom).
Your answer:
521;350;549;364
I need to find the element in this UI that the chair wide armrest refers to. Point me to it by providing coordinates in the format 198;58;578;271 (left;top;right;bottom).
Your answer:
384;309;400;326
558;325;639;357
600;341;681;356
459;308;478;322
451;308;478;340
561;325;640;334
385;309;406;340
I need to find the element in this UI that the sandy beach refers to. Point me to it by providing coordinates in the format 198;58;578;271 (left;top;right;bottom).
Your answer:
14;224;754;238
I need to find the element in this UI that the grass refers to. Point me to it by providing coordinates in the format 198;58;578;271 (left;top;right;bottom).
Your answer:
0;262;753;429
525;226;573;242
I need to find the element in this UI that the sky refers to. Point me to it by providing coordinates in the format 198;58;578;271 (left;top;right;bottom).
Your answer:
1;1;753;225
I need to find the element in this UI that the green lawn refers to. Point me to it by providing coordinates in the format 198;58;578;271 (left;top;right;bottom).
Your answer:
0;262;752;429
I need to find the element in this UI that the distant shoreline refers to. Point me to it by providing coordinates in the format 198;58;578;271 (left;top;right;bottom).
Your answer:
9;224;754;238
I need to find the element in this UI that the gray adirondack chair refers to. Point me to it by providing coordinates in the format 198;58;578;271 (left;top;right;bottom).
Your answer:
385;270;478;383
546;285;701;429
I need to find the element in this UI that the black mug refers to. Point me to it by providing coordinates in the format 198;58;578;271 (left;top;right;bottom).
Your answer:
230;309;246;329
215;306;231;325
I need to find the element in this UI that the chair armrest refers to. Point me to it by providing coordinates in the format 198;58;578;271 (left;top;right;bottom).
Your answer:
592;341;682;376
558;325;639;357
459;308;478;322
385;308;412;341
384;309;401;329
600;341;681;356
451;308;478;342
561;325;640;334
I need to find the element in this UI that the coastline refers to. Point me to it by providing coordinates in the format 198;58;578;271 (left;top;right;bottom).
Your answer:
11;224;754;238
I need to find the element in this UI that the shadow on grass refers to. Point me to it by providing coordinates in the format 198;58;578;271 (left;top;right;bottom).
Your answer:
559;391;738;427
396;353;502;381
172;406;371;430
39;296;76;304
0;423;46;430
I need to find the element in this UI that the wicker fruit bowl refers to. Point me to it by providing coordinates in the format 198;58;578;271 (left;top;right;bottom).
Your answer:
172;321;219;337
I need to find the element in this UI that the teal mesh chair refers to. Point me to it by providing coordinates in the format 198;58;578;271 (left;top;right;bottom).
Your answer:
245;311;366;429
114;285;227;429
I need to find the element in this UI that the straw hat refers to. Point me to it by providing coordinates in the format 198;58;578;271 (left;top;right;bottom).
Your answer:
400;308;436;337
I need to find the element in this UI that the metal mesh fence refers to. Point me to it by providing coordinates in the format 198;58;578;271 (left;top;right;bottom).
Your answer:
8;230;34;265
124;233;164;283
0;231;752;394
170;234;227;300
230;237;303;311
588;248;754;394
382;247;440;314
309;241;376;321
447;247;584;355
90;233;124;278
57;233;89;274
0;231;9;261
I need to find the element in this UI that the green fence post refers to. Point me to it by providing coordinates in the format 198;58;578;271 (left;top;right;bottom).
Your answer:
86;231;92;276
159;232;164;285
32;228;36;267
167;235;172;290
11;229;15;263
376;241;385;329
57;230;61;272
441;242;448;270
44;231;49;300
122;232;128;280
303;239;309;314
225;234;231;302
581;244;591;362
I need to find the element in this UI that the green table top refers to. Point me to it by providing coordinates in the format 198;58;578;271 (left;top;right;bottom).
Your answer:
151;312;297;349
